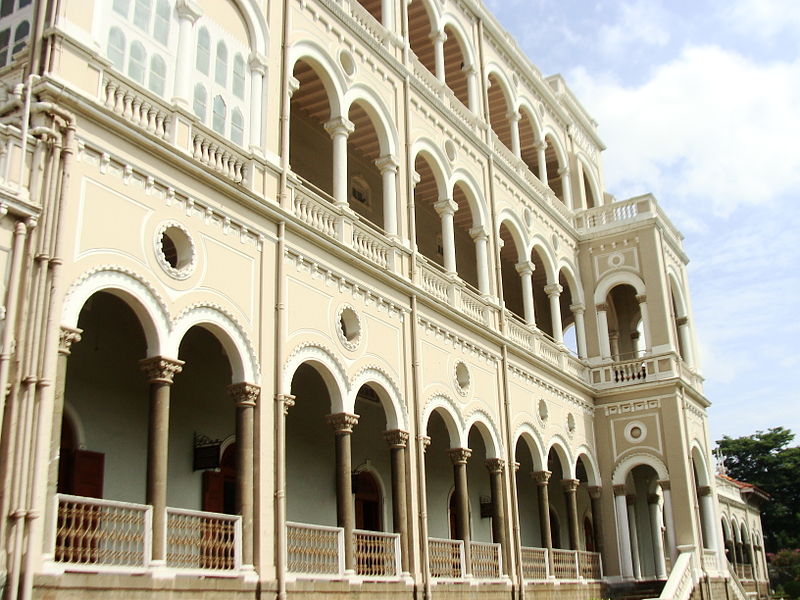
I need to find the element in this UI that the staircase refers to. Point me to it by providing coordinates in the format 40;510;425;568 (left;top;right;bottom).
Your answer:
605;580;668;600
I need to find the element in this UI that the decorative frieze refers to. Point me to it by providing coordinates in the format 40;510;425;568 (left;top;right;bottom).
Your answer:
508;365;593;415
603;398;661;416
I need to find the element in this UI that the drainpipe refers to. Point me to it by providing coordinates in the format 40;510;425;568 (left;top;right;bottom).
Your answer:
274;220;288;600
278;1;292;210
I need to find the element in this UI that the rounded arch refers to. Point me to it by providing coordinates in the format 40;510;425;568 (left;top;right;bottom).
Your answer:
439;15;476;69
349;366;407;430
667;270;688;318
513;423;546;471
62;401;87;450
690;441;711;487
227;0;270;54
288;41;345;118
485;63;516;108
62;267;169;357
612;452;669;485
517;98;544;142
543;128;568;169
721;514;732;541
529;235;557;284
496;209;529;262
574;446;601;486
410;0;441;33
283;343;348;414
410;139;450;200
343;85;399;156
593;271;647;305
169;303;258;384
575;152;602;210
732;517;742;542
464;410;502;459
546;435;574;478
557;259;584;305
422;395;465;448
448;169;488;228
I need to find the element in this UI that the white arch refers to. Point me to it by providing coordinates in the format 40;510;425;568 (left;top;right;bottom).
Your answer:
574;445;601;486
485;63;516;111
517;98;544;143
557;258;585;305
449;168;488;228
529;234;558;283
288;40;346;119
464;409;502;459
228;0;270;54
667;270;688;318
343;84;399;156
690;441;712;487
169;303;258;384
283;343;348;414
612;452;669;485
512;423;546;471
497;209;530;262
543;128;568;170
546;434;575;479
410;0;442;33
593;270;647;305
575;152;602;210
410;138;451;201
62;266;169;357
439;15;476;69
349;366;407;430
422;394;466;448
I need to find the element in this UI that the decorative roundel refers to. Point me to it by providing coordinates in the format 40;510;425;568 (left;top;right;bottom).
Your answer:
155;221;196;280
444;139;457;162
566;412;576;435
624;421;647;444
538;399;549;423
339;49;356;77
454;361;471;396
336;305;362;351
608;252;625;268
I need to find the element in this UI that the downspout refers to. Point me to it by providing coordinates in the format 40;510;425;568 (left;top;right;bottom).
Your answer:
273;220;288;600
278;1;292;210
27;0;48;76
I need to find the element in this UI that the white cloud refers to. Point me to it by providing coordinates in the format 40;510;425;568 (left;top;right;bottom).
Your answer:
597;0;671;57
725;0;800;38
568;45;800;216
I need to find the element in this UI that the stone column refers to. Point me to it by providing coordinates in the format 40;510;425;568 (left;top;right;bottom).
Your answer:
324;117;355;207
533;471;552;551
561;479;580;550
470;226;491;296
545;283;564;344
588;486;604;555
375;155;400;237
450;448;472;574
516;261;536;326
658;480;677;563
609;330;620;361
326;412;360;573
434;198;458;275
486;458;509;574
464;65;479;112
508;110;521;157
536;141;548;185
384;429;410;574
596;303;612;359
636;294;652;353
559;166;573;209
431;31;446;82
570;304;587;358
648;494;667;579
172;0;202;108
228;382;259;569
576;159;587;209
675;316;695;366
248;53;268;152
139;356;184;564
627;495;642;580
614;484;634;579
698;486;717;553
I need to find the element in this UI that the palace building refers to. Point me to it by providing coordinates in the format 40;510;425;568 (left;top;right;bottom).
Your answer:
0;0;770;599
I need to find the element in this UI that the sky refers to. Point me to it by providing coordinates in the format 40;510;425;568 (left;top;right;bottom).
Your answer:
484;0;800;443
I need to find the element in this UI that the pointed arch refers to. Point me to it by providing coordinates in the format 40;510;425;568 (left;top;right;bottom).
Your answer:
349;366;407;430
283;344;347;414
464;410;502;459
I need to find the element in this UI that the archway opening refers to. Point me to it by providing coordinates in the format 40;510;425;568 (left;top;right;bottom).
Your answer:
544;135;565;203
347;101;385;230
425;410;458;540
514;437;543;548
499;223;524;320
531;248;552;337
487;74;512;150
408;0;435;75
413;154;444;270
466;426;491;543
547;448;568;549
606;284;643;360
452;182;479;290
519;109;540;176
443;25;469;107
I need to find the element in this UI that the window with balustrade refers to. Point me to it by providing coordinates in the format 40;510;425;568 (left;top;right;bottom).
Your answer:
0;0;32;69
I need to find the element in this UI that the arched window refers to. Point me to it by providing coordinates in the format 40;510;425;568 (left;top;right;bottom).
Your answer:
0;29;10;66
153;0;170;45
107;27;126;71
196;27;210;74
148;54;166;95
112;0;129;17
0;0;13;18
233;53;245;99
12;20;28;55
212;95;226;135
231;108;244;145
133;0;151;32
214;41;228;87
128;41;146;84
193;84;207;121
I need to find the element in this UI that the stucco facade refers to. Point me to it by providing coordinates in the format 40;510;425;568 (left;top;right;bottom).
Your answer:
0;1;769;599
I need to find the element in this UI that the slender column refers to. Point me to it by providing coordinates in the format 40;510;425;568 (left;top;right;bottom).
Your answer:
562;479;580;550
464;65;479;112
228;382;259;568
698;486;717;552
614;484;634;579
248;53;268;151
326;412;360;572
559;166;573;209
384;430;410;574
434;198;458;275
275;394;295;594
658;480;677;563
375;155;399;237
596;303;612;359
648;494;667;579
576;160;587;209
516;261;536;326
570;304;587;358
675;316;695;366
588;486;604;555
533;471;552;551
508;110;521;157
139;356;184;564
545;283;564;344
627;495;642;580
324;117;355;207
536;141;548;184
470;227;491;296
449;448;472;574
172;0;202;108
431;30;446;81
609;331;620;361
486;458;509;574
636;294;652;352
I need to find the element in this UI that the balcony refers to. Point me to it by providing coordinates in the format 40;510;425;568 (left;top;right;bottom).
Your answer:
519;547;602;581
589;352;703;391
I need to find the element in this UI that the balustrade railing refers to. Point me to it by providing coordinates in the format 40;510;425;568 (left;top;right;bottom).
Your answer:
352;220;390;269
470;541;502;579
416;257;451;303
428;537;464;579
410;55;443;99
347;0;385;44
354;529;401;578
551;548;579;579
520;546;549;580
576;196;651;231
165;507;241;572
293;189;339;239
100;73;172;141
190;128;247;184
286;522;344;577
578;550;602;580
506;313;534;350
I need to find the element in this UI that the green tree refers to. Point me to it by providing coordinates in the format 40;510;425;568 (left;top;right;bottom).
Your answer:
716;427;800;552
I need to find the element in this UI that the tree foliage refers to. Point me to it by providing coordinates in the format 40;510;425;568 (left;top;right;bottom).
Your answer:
716;427;800;552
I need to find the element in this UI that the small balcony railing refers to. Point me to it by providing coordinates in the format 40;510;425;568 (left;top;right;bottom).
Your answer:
578;550;603;579
551;548;580;579
428;537;465;579
470;541;503;579
520;546;549;580
165;507;241;573
286;521;344;577
354;529;401;578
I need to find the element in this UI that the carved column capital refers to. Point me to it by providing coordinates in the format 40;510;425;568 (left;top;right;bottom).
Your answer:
588;485;602;500
325;412;359;434
613;484;627;497
658;479;671;490
420;435;431;452
595;302;609;312
58;326;82;355
139;356;184;384
513;461;521;473
506;109;521;123
469;226;489;242
570;303;585;315
374;154;399;174
544;283;563;298
175;0;202;22
448;447;472;465
434;198;458;217
275;393;295;414
561;478;580;493
532;470;551;486
485;458;505;474
248;52;269;75
228;382;260;408
383;429;409;448
515;261;535;276
323;116;355;138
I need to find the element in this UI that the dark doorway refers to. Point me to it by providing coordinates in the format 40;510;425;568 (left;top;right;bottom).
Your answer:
354;470;381;531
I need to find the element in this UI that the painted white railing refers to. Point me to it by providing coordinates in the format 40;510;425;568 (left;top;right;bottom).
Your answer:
416;257;451;303
100;73;172;141
579;196;643;229
551;548;579;579
347;0;385;44
578;550;603;580
701;549;718;574
165;507;242;573
286;522;344;577
293;188;339;239
189;127;247;184
353;529;401;578
410;55;443;99
734;563;753;580
352;220;390;269
520;546;549;580
428;537;465;579
470;541;502;579
590;352;702;391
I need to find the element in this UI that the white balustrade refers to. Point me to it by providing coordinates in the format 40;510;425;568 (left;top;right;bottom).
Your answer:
578;550;603;580
101;74;171;140
551;548;579;579
352;222;390;269
190;130;247;184
428;537;465;579
416;258;451;303
353;529;401;578
286;522;344;577
470;541;502;579
165;507;241;573
520;546;549;580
